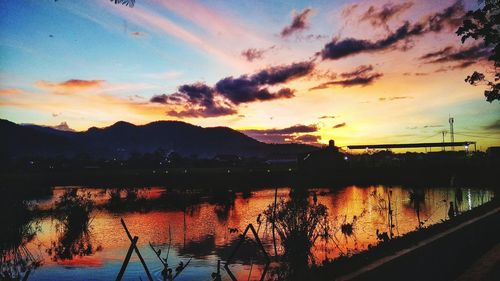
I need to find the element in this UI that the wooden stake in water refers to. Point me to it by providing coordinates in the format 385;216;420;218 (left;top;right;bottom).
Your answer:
116;236;138;281
272;186;278;256
120;218;153;281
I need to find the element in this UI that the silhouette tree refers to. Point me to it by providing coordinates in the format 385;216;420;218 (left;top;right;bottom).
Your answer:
54;0;135;7
456;0;499;102
110;0;135;7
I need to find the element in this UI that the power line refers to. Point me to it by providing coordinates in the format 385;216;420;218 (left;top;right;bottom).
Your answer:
455;132;500;140
414;132;442;142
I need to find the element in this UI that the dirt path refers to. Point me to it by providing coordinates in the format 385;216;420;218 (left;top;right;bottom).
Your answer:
455;242;500;281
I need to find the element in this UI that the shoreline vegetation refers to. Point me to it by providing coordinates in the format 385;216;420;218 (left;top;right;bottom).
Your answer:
310;197;500;280
1;146;498;280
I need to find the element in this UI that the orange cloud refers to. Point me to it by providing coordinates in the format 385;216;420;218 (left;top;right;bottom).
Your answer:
0;88;24;95
35;79;105;93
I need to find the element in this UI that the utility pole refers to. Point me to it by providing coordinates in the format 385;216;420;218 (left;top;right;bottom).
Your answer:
449;116;454;151
442;131;447;151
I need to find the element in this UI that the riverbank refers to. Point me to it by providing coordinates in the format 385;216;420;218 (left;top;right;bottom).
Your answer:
310;197;500;280
1;164;497;196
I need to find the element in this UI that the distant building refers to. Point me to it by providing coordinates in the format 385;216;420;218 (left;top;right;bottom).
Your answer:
486;146;500;166
298;139;347;173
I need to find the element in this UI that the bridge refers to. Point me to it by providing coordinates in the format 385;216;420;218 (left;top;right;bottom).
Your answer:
347;141;476;151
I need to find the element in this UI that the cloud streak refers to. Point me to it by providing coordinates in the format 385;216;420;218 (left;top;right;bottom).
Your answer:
333;122;346;128
35;79;105;93
240;124;319;144
320;1;464;60
420;43;491;67
340;65;374;78
0;88;24;95
294;134;320;144
309;65;383;90
485;119;500;130
112;5;249;70
241;46;276;62
360;2;414;28
379;96;412;101
281;8;313;37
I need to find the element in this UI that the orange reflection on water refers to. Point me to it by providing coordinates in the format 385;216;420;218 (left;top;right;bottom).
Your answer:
24;185;493;280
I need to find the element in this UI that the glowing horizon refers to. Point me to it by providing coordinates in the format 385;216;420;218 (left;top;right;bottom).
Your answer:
1;0;499;149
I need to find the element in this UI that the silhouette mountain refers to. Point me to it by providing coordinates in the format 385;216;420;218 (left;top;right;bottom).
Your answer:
1;119;315;159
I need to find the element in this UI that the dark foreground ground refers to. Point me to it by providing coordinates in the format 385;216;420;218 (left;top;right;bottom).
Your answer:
310;197;500;281
456;241;500;281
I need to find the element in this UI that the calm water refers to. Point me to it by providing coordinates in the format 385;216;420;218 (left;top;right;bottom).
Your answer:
3;185;495;280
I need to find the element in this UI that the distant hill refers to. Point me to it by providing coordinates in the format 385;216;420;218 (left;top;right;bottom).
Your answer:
0;119;316;159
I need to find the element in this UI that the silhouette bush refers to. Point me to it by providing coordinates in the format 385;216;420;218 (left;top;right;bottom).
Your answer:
53;189;94;231
47;189;98;261
264;191;329;277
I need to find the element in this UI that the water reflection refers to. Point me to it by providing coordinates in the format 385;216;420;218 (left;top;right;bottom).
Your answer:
0;199;41;280
263;188;329;279
46;228;99;262
12;185;495;280
44;189;101;262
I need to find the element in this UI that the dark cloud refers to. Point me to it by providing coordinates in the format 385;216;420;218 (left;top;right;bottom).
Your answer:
485;119;500;130
420;43;491;65
319;115;336;119
293;134;321;144
310;73;383;90
419;46;454;60
414;72;429;76
360;2;414;28
215;60;314;104
241;48;265;62
241;46;276;62
242;124;317;135
401;72;430;76
166;107;237;118
333;122;346;128
150;82;237;118
320;1;465;60
434;61;476;73
130;31;145;37
301;34;329;41
240;124;318;144
215;78;295;104
340;65;374;78
406;124;443;129
151;61;314;118
281;8;313;37
379;96;411;101
425;0;464;32
194;62;309;104
342;4;359;18
451;61;476;69
307;69;337;81
319;22;422;60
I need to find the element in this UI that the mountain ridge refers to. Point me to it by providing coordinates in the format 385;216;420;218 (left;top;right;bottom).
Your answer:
1;119;316;159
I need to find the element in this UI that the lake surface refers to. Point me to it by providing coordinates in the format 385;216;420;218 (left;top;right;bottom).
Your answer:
3;185;494;280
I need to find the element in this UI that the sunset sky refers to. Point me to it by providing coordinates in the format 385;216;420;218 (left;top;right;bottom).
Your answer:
0;0;498;149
